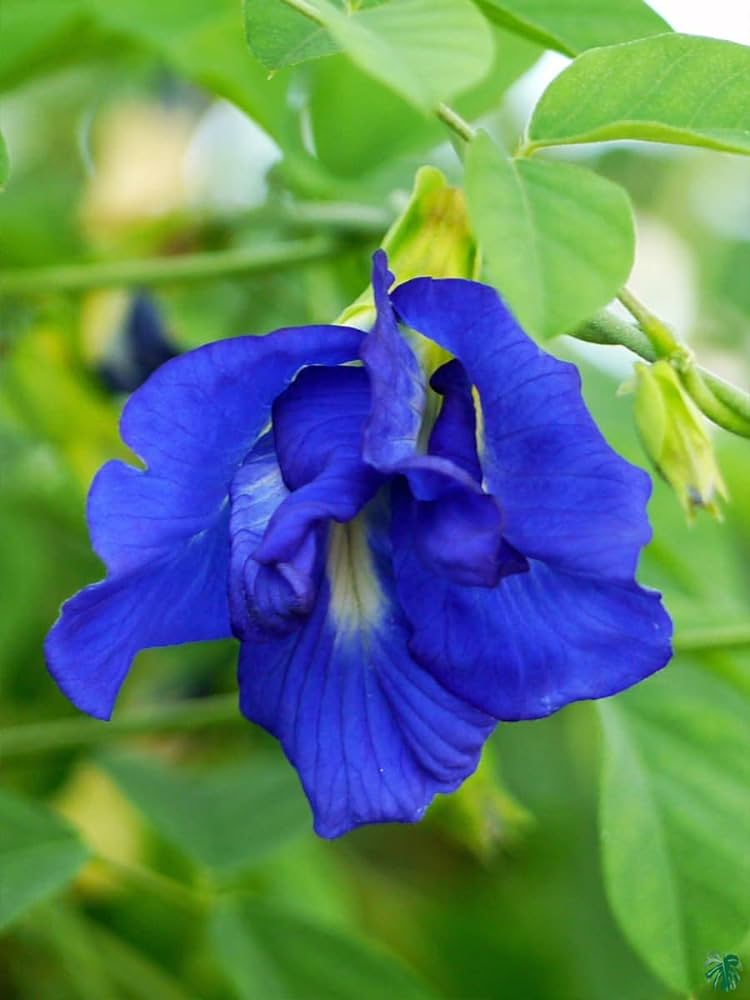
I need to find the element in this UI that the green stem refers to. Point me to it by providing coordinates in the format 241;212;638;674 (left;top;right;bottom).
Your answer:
280;199;391;232
279;0;323;20
0;236;338;295
573;308;750;437
572;311;657;362
673;625;750;654
2;693;240;759
513;137;543;159
436;103;477;143
96;855;211;914
617;287;681;357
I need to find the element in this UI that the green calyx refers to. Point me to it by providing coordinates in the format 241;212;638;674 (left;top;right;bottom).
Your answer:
338;165;477;328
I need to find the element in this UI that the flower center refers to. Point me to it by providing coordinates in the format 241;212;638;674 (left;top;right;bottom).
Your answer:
327;517;383;637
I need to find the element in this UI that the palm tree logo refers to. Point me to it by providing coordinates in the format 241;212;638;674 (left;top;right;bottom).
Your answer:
705;953;743;992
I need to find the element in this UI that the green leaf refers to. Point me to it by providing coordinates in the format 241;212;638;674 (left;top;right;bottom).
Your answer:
0;0;90;90
529;34;750;156
91;923;197;1000
599;663;750;992
309;25;539;178
244;0;344;68
211;896;434;1000
320;0;493;111
465;132;634;339
477;0;669;57
248;0;493;112
0;131;8;189
0;788;89;931
101;753;310;872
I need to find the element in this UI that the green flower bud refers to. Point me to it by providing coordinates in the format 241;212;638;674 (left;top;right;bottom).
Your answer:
338;165;477;329
634;360;727;520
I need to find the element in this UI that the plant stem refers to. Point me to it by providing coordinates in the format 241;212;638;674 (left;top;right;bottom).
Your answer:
279;0;323;21
617;287;681;358
280;199;391;232
436;103;477;143
572;311;658;362
96;855;211;914
2;693;240;759
0;236;338;295
574;308;750;437
673;625;750;654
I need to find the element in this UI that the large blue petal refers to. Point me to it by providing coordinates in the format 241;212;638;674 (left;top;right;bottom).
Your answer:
45;508;230;720
390;278;653;581
88;328;363;576
391;486;672;721
47;327;363;718
238;504;496;838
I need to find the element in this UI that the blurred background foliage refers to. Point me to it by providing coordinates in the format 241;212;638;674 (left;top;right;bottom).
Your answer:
1;1;749;998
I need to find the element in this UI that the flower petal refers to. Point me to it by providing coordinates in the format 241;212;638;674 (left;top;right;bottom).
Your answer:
238;505;495;838
45;511;230;720
427;359;482;482
412;490;527;588
234;365;382;638
391;278;653;581
48;327;363;716
391;489;672;721
359;251;426;471
228;432;309;641
89;328;363;576
271;364;372;491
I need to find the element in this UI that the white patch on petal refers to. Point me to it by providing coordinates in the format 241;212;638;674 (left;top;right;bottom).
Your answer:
327;519;383;638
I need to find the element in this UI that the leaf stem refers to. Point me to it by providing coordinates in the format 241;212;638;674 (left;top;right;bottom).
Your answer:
0;236;338;296
436;103;477;143
579;299;750;438
2;693;241;759
616;287;681;358
96;855;212;913
572;311;657;362
279;0;324;23
673;625;750;654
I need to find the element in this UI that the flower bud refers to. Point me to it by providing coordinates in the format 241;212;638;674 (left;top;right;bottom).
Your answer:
338;166;477;328
634;360;727;519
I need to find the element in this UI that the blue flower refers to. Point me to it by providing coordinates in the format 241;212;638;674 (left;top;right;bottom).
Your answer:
46;251;672;838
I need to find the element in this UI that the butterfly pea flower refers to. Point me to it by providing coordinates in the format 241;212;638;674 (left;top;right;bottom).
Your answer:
46;251;672;838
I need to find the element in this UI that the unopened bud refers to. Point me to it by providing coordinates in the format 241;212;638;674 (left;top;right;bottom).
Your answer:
634;360;727;519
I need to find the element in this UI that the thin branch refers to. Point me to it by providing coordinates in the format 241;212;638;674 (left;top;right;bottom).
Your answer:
2;694;240;759
0;236;339;295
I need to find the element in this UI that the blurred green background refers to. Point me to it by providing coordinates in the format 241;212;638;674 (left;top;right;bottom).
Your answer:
1;2;749;998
